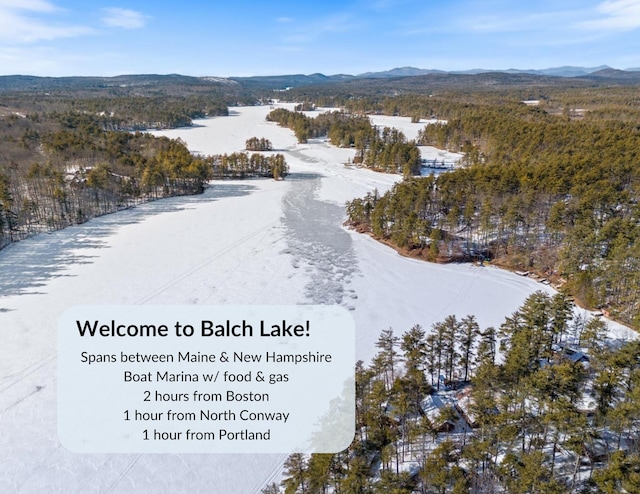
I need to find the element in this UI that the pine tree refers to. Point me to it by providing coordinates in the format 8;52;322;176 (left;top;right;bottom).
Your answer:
373;328;400;389
420;441;467;494
441;315;461;384
281;453;308;494
459;315;480;382
306;454;332;493
477;327;496;366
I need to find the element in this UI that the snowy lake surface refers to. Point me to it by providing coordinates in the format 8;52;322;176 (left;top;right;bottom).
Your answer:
0;104;635;493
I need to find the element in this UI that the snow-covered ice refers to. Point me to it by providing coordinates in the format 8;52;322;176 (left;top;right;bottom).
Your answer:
1;104;635;493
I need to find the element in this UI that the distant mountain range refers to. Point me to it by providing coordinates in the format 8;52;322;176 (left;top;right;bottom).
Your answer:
2;66;640;94
228;65;640;89
355;65;615;78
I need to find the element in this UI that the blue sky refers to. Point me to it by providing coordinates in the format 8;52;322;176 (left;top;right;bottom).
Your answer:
1;0;639;76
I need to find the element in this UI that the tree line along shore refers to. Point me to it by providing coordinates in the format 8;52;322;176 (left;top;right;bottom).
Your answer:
0;104;287;251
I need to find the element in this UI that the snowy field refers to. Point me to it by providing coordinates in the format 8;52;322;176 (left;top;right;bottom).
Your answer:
0;104;635;493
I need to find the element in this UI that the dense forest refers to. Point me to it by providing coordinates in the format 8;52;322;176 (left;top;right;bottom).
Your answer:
266;292;640;493
282;78;640;126
2;94;229;131
341;92;640;328
0;74;244;130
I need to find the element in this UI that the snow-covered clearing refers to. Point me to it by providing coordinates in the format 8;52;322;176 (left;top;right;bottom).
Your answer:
0;104;634;493
367;114;463;170
367;114;443;141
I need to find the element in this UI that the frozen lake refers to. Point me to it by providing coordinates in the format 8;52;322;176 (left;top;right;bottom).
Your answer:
1;105;632;493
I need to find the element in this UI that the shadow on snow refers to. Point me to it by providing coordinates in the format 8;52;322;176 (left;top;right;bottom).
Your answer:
0;182;256;298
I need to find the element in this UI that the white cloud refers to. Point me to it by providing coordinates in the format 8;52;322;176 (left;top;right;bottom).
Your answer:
102;7;149;29
0;0;57;12
416;1;640;37
276;16;294;23
577;0;640;30
458;9;581;34
0;1;93;43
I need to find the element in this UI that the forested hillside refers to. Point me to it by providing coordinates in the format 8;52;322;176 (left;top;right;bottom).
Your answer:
2;95;229;131
269;292;640;493
0;110;213;249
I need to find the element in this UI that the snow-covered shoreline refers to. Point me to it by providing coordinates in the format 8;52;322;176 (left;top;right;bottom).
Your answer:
0;104;634;493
